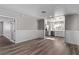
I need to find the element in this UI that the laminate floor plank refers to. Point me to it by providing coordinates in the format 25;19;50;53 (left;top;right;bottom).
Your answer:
0;36;79;55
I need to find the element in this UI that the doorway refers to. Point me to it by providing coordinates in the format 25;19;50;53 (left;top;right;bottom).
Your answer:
44;16;65;40
2;20;15;43
0;16;15;46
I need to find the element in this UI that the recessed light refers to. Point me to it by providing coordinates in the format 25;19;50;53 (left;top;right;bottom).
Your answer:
49;16;52;18
41;11;46;13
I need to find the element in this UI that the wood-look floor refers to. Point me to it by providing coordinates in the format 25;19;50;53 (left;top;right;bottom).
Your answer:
0;36;79;55
0;36;14;47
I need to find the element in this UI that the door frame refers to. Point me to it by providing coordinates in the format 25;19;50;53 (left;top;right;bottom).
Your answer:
10;19;16;43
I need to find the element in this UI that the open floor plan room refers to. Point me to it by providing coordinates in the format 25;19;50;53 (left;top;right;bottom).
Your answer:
0;4;79;55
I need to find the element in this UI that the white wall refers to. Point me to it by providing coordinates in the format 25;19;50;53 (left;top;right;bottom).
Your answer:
15;15;44;43
0;22;3;36
0;7;44;43
15;30;44;43
65;30;79;45
65;14;79;45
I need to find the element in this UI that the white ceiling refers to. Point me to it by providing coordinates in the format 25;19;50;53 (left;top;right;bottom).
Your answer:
0;4;79;18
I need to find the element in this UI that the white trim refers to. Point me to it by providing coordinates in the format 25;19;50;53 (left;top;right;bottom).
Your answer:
65;30;79;31
0;15;14;19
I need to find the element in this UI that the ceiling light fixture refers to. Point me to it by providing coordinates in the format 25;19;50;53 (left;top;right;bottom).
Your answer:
49;16;53;18
41;11;46;13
